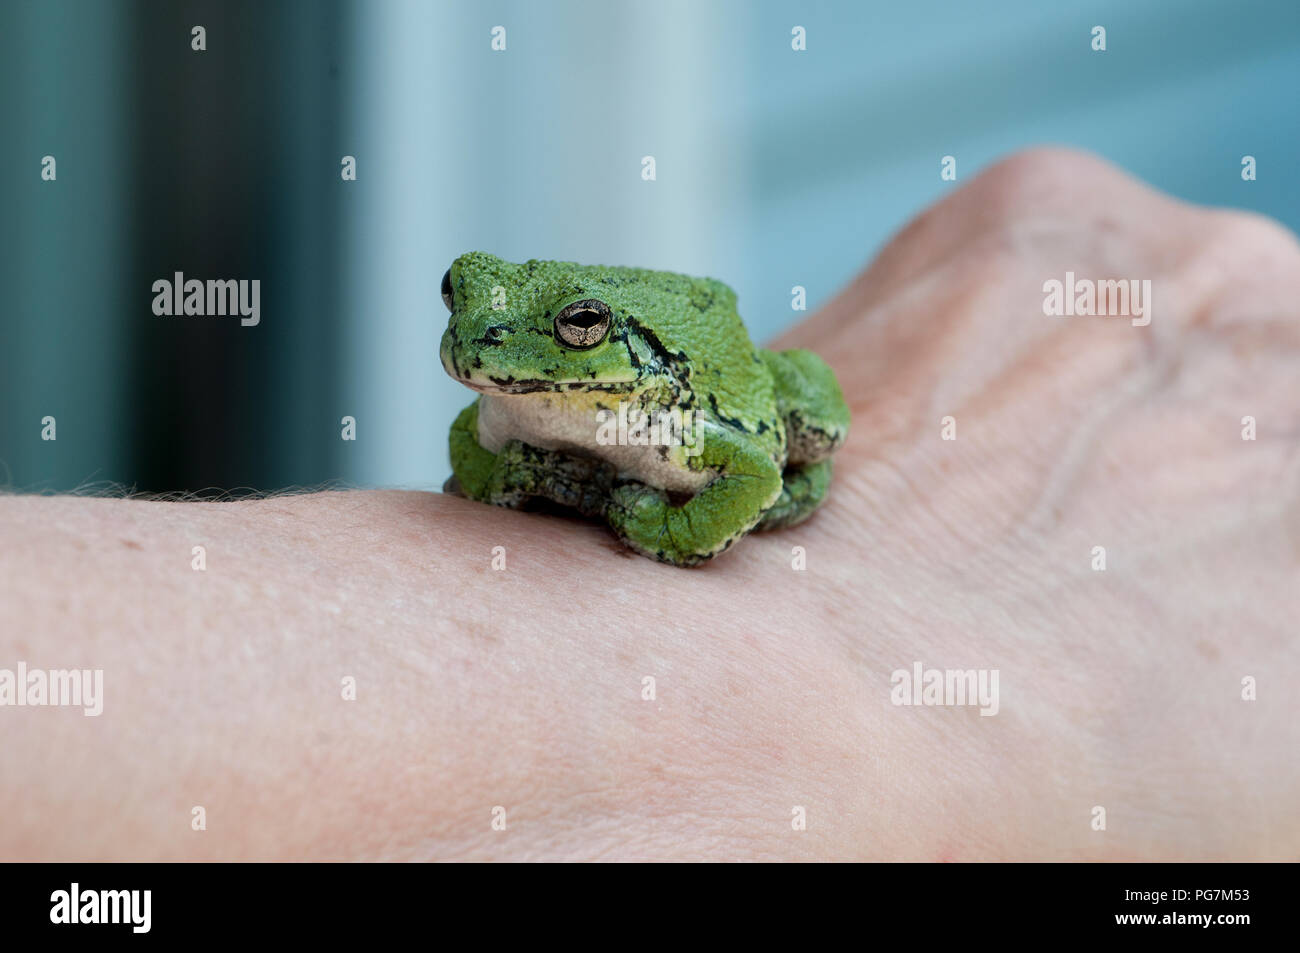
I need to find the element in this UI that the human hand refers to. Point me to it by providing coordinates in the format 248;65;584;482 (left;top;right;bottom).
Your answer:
3;149;1295;861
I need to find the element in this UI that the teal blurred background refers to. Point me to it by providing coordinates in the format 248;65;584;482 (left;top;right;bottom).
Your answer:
2;0;1297;493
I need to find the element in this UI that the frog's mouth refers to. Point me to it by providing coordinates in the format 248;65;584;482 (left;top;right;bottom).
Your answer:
440;334;642;395
441;340;640;394
455;375;640;396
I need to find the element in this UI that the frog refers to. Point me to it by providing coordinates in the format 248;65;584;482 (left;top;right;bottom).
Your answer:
438;251;850;567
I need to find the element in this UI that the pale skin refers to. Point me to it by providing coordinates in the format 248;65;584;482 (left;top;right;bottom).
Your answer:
2;149;1297;861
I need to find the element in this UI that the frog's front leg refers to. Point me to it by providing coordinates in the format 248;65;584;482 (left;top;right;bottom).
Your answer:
448;400;613;517
447;399;497;499
606;430;783;567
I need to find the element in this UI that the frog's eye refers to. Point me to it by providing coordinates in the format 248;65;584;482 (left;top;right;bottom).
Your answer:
441;268;454;312
554;299;612;349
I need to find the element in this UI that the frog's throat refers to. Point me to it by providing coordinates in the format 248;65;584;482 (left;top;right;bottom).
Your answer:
457;376;640;396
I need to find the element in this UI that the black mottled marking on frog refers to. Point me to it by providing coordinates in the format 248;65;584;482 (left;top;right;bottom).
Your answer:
689;287;717;313
487;374;571;393
513;325;553;339
622;315;686;378
471;323;512;347
788;409;842;445
623;336;645;371
707;392;748;432
550;380;629;393
606;324;651;373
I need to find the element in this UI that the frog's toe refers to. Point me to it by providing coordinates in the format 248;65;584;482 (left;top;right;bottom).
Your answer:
757;459;833;531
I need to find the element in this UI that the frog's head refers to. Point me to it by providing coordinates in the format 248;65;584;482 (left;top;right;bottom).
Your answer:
439;251;685;397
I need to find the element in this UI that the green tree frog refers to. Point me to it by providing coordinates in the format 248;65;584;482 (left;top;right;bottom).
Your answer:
439;252;849;566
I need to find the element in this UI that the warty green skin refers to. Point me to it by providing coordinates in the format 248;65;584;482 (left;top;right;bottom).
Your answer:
439;251;849;566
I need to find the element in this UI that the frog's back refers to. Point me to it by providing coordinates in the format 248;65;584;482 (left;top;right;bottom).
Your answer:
578;263;785;457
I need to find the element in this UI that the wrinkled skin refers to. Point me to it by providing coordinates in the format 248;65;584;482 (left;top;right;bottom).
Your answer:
1;149;1296;860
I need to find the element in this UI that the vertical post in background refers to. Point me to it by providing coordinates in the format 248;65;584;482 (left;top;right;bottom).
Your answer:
121;0;349;494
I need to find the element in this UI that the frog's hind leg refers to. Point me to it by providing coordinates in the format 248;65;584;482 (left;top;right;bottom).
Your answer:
757;349;850;531
756;458;832;531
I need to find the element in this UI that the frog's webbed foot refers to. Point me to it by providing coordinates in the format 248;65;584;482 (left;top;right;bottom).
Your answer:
755;458;833;531
489;440;616;519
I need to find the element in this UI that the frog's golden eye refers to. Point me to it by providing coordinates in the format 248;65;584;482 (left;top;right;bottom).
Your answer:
554;299;612;349
441;268;454;312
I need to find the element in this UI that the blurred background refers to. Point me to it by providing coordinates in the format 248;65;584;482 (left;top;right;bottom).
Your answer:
1;0;1297;494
